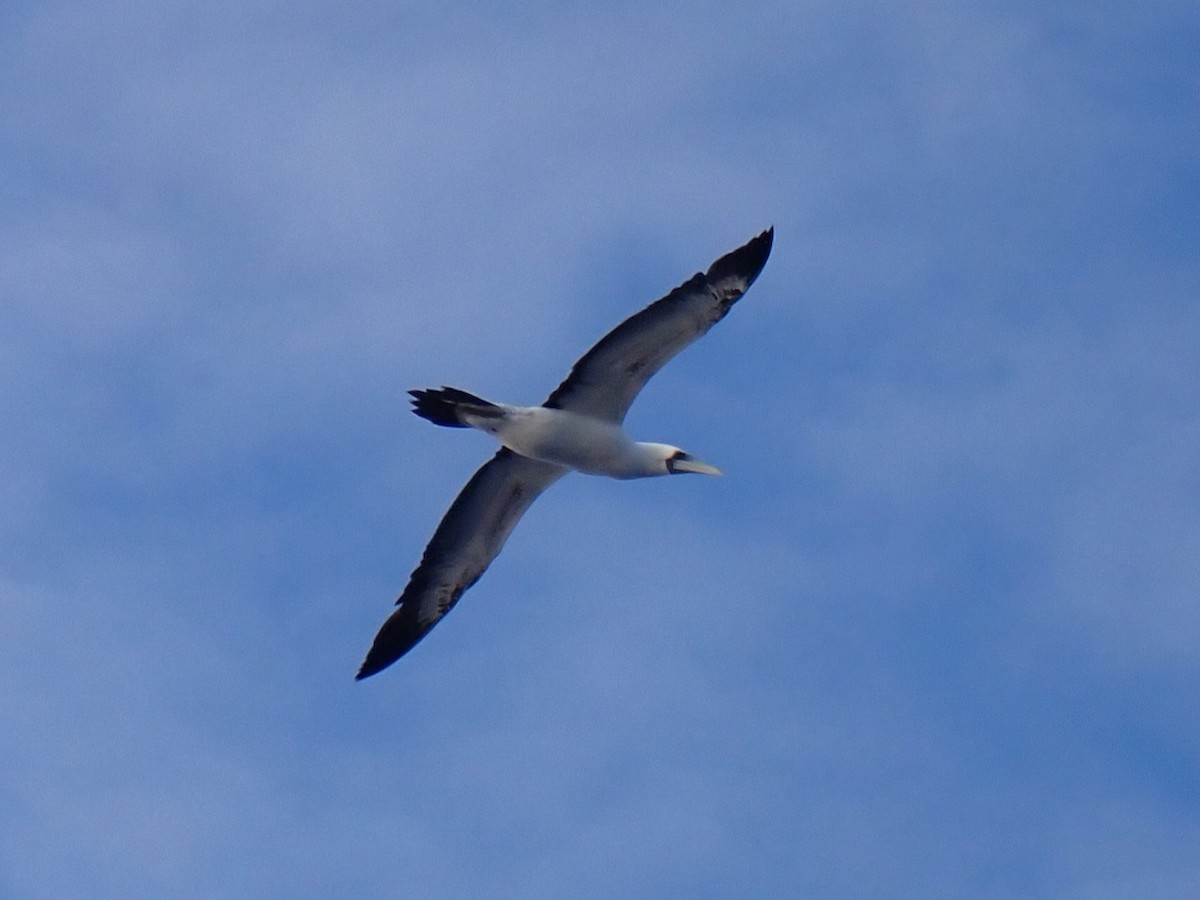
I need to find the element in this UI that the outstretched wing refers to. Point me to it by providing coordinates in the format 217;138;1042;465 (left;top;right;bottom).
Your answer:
357;448;567;679
543;228;773;423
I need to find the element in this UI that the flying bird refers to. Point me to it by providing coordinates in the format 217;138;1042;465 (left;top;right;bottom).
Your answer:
357;228;774;679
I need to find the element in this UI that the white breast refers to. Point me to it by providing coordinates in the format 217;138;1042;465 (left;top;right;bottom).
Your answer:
492;407;643;477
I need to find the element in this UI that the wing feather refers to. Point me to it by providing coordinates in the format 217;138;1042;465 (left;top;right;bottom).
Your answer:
356;448;567;679
543;228;773;422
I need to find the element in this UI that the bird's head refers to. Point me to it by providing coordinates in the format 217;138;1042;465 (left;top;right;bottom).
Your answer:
662;447;723;477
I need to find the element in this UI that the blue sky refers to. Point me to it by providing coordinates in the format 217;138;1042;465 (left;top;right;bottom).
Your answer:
2;1;1199;897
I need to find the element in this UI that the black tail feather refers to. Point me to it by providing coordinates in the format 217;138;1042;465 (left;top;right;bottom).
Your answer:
409;386;499;427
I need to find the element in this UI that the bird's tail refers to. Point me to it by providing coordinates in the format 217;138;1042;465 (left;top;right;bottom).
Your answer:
408;386;502;428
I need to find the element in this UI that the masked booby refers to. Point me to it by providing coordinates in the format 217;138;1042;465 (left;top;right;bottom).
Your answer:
356;227;774;679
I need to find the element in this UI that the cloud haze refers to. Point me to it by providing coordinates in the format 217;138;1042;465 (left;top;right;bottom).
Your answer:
2;1;1198;897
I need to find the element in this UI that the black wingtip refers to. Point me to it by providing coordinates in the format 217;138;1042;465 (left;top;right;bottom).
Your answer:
355;628;405;681
706;227;774;288
355;598;438;680
354;627;394;681
355;645;395;681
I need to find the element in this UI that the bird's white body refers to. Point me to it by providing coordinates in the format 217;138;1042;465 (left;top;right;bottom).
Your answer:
462;405;687;479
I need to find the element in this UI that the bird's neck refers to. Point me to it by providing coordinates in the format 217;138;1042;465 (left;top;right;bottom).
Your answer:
625;442;672;478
